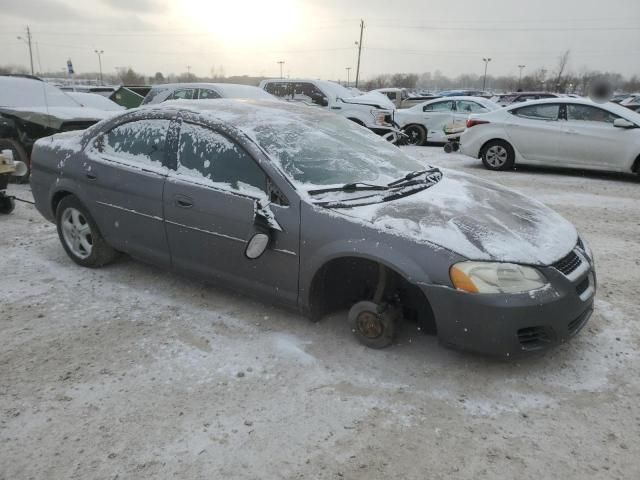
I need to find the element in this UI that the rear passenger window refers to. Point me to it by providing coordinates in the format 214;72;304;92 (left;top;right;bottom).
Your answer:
424;101;454;112
100;119;170;167
176;123;267;195
512;104;559;120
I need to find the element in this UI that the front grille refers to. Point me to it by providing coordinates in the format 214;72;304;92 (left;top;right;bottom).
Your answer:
517;326;552;350
576;277;590;296
568;309;592;336
553;250;582;276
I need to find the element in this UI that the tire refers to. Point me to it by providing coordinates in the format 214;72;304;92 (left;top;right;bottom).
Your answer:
481;140;515;171
0;138;29;184
0;195;15;214
55;195;118;268
348;300;400;349
402;124;427;146
443;143;453;153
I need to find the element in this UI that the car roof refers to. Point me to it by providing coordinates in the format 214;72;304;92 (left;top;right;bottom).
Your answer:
146;98;331;126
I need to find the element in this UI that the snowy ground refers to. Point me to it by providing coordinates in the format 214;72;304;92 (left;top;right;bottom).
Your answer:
1;146;639;479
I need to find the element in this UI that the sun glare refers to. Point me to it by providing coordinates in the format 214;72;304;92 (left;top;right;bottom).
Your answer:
180;0;301;47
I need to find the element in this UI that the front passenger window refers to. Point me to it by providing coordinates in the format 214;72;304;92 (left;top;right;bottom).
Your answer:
176;123;267;195
170;89;195;100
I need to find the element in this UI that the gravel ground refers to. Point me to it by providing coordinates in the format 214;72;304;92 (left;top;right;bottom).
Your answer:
1;146;639;479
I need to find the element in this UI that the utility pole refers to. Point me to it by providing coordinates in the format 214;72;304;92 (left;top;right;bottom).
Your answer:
517;64;526;90
345;67;351;87
482;57;492;91
354;19;364;88
277;61;285;79
95;50;104;85
17;26;34;75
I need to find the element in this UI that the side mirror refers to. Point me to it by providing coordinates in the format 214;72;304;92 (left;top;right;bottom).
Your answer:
245;232;270;260
613;118;636;129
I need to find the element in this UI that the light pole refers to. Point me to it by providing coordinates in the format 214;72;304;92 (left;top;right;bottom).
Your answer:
95;50;104;85
17;26;34;75
482;57;492;91
345;67;351;87
517;64;526;90
277;61;285;79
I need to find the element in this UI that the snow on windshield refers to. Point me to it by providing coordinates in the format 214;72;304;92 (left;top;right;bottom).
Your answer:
0;77;82;108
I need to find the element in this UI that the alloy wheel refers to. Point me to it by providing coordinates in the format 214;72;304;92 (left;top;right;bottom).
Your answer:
485;145;508;167
61;208;93;259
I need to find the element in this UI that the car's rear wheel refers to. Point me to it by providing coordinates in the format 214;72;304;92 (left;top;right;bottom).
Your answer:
348;300;400;349
481;140;515;171
402;124;427;146
56;195;118;268
0;138;29;184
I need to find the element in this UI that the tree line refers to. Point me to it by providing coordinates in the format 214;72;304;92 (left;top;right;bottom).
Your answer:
1;60;639;94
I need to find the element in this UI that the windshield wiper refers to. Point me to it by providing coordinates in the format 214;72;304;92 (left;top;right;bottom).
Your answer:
387;167;441;187
307;182;388;196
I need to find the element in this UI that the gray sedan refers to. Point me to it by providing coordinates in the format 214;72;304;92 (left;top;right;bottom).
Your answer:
30;99;596;357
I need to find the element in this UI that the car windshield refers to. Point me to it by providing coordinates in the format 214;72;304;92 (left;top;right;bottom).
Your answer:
246;108;424;188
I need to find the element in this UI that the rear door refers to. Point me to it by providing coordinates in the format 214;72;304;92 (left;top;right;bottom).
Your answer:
422;100;455;141
83;118;172;267
504;103;564;164
163;121;300;304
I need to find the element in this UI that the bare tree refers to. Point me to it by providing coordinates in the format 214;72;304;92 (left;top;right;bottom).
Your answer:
553;50;571;92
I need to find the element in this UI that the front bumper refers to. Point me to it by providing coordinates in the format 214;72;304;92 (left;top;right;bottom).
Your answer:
423;252;596;358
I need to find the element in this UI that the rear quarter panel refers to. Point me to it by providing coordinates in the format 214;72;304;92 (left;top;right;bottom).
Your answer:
31;133;87;222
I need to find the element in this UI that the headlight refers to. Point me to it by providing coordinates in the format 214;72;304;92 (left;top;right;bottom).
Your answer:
371;109;391;126
450;261;548;294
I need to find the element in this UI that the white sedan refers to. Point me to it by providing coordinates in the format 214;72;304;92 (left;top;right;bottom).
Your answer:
394;96;499;145
460;98;640;175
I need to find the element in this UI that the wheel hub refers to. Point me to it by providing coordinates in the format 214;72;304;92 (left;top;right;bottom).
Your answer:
355;311;384;339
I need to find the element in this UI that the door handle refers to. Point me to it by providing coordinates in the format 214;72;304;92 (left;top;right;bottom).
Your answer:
174;195;193;208
85;173;97;180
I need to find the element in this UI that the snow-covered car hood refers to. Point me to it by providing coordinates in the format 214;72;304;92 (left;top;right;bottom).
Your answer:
330;169;577;266
339;91;396;110
0;106;112;130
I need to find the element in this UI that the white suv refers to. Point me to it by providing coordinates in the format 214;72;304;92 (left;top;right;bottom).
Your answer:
259;79;398;140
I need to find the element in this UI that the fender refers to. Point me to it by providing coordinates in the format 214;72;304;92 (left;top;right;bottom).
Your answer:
297;203;462;311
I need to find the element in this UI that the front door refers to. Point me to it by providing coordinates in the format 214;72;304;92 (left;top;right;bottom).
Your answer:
163;121;300;305
561;103;630;169
83;118;171;267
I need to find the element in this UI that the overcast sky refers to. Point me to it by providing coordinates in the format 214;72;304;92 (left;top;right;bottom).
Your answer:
2;0;639;81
